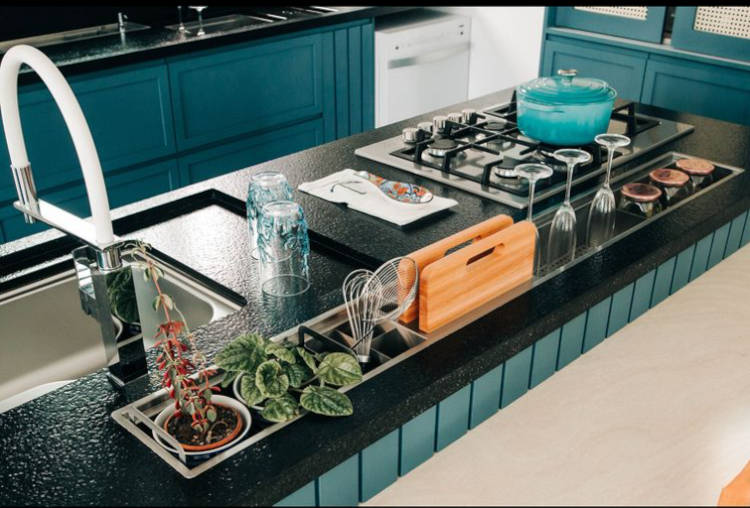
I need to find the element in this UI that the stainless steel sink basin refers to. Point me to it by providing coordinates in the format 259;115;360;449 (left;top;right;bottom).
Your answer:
0;260;241;413
165;14;273;36
0;22;150;52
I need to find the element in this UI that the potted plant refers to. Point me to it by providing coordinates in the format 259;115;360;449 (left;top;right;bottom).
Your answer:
130;242;251;455
215;333;363;423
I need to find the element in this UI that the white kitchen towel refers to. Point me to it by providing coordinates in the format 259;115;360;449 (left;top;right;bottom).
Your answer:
298;169;457;226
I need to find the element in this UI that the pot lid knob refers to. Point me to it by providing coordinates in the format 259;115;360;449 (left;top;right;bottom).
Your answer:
557;68;578;77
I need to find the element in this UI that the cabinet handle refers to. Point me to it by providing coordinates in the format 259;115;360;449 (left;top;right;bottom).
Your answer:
387;41;471;70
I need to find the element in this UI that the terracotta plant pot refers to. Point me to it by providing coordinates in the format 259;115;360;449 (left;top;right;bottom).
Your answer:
152;395;251;456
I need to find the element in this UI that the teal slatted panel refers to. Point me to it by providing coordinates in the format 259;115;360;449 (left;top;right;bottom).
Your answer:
318;454;358;506
707;222;730;270
275;480;316;507
333;28;349;139
724;212;748;258
607;283;634;336
689;233;714;281
741;211;750;247
671;244;696;294
360;21;375;130
347;24;363;134
469;364;504;429
321;32;337;143
630;269;656;321
557;312;586;369
500;345;533;408
399;405;437;475
360;429;399;502
530;329;561;388
583;296;611;352
650;257;676;308
435;384;471;451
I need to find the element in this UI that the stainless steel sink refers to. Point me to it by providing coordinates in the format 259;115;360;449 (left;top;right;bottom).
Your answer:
165;14;273;36
0;22;150;52
0;260;241;413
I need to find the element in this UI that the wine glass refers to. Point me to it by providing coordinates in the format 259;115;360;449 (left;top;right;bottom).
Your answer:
547;148;592;266
516;163;553;275
587;134;631;248
188;6;208;36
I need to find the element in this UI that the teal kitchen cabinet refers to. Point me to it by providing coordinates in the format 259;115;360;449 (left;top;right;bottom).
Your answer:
0;159;177;242
1;19;375;244
641;56;750;126
671;7;750;62
168;33;326;151
177;119;323;185
0;60;175;202
540;8;750;125
554;6;667;43
541;38;647;101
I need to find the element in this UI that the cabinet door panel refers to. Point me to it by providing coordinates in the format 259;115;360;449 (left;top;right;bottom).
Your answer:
542;39;647;101
168;34;324;151
554;7;667;43
178;119;323;185
0;62;175;202
671;7;750;62
0;159;177;243
642;57;750;125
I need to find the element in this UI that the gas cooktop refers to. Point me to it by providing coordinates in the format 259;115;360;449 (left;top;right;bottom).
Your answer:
355;99;694;209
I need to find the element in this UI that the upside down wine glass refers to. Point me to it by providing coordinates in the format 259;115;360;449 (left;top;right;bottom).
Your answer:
587;134;631;248
547;148;592;266
516;163;554;275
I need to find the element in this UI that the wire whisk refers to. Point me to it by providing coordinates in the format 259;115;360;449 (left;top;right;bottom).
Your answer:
342;257;418;363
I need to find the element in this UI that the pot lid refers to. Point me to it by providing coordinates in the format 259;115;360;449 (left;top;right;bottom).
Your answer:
517;69;617;106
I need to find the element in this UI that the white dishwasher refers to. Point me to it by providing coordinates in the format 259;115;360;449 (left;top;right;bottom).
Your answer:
375;10;471;127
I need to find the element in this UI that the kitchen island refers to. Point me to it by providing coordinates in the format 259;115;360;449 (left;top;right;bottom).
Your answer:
366;241;750;506
0;86;749;506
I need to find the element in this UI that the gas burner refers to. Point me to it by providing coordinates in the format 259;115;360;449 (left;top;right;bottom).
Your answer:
484;121;507;131
421;148;466;167
427;138;458;157
492;156;522;178
494;166;519;179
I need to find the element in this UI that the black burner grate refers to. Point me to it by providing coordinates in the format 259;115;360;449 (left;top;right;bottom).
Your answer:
387;97;656;199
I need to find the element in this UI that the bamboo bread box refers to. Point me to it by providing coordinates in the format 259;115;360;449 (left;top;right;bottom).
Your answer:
398;215;514;324
403;217;536;333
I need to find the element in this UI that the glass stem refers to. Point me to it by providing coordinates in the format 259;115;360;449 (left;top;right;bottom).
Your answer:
564;162;574;204
604;146;615;188
527;181;536;222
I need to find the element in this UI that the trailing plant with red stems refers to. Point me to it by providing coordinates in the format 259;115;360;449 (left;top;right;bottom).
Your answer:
132;242;222;438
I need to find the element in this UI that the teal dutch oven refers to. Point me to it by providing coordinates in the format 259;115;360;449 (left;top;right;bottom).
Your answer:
516;69;617;146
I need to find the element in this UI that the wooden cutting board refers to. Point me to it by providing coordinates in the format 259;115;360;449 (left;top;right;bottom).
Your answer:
398;214;514;324
418;220;537;333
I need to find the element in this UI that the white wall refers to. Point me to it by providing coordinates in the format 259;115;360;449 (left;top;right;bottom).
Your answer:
435;7;545;99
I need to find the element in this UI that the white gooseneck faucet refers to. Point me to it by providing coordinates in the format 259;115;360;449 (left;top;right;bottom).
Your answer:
0;44;120;269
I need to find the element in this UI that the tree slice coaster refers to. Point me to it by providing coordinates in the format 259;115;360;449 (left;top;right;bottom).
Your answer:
621;182;662;203
675;158;715;175
649;168;689;187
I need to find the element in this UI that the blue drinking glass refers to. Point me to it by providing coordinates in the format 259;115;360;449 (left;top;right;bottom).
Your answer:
257;200;311;297
247;171;293;260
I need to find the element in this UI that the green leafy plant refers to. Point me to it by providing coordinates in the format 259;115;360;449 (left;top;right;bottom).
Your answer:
215;333;363;422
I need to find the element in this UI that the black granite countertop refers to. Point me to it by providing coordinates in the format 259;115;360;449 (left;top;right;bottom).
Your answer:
11;6;415;86
0;87;749;506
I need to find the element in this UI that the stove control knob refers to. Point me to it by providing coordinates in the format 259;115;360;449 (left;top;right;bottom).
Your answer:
461;108;477;124
447;112;463;124
402;127;422;144
417;121;433;134
432;115;447;133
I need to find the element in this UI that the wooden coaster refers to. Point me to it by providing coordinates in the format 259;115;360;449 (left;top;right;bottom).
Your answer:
675;158;715;175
